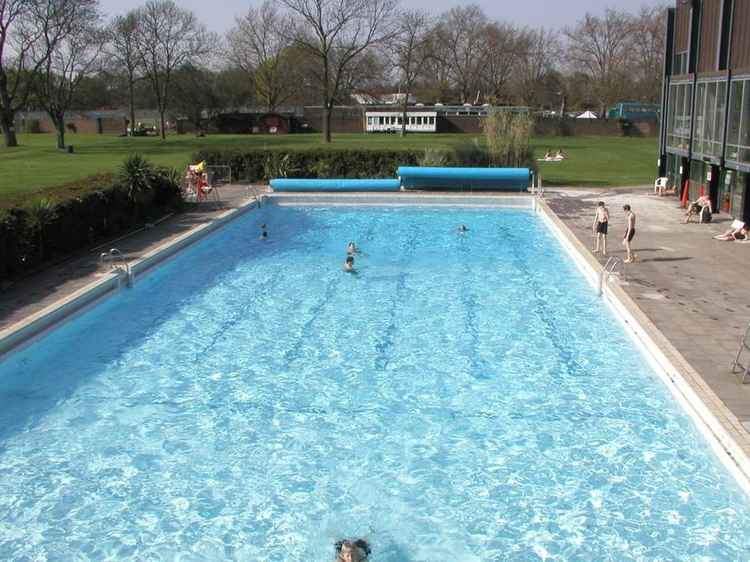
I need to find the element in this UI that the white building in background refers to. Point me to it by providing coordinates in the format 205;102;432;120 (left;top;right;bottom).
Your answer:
366;111;437;133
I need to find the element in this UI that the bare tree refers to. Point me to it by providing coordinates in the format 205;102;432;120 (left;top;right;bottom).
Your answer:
135;0;213;140
279;0;398;143
33;0;104;149
480;22;521;105
515;28;560;107
391;10;433;135
435;5;486;104
564;9;633;115
630;5;666;103
0;0;67;147
226;0;297;112
106;12;142;135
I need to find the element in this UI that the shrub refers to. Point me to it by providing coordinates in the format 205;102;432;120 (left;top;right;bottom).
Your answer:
192;148;422;182
450;139;491;167
482;111;536;169
419;147;450;167
0;157;183;282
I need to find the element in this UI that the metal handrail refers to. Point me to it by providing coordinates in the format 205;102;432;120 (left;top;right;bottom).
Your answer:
99;248;134;287
598;257;626;296
732;322;750;383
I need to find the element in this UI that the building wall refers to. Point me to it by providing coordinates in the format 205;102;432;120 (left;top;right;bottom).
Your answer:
731;0;750;71
674;3;691;58
697;0;722;73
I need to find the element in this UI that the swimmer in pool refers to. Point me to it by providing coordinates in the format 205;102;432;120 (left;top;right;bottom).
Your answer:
457;224;468;234
335;539;371;562
258;223;268;240
347;241;358;255
343;255;355;272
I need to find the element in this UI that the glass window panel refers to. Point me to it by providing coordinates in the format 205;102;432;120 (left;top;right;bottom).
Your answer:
740;81;750;163
727;81;743;160
713;81;727;156
694;83;706;153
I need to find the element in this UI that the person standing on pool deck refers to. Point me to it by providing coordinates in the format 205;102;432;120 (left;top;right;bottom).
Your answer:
622;205;636;263
592;201;609;255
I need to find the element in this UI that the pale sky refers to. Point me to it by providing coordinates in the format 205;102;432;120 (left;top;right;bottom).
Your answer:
99;0;666;33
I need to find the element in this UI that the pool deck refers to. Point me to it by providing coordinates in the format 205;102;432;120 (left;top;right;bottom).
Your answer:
3;185;750;458
545;187;750;438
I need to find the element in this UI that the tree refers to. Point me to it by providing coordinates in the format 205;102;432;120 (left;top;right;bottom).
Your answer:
135;0;213;140
435;5;486;104
480;22;521;105
280;0;398;143
515;28;560;107
34;0;104;149
106;11;142;135
0;0;64;147
226;0;297;112
391;10;433;135
630;5;666;103
563;10;633;115
170;64;221;131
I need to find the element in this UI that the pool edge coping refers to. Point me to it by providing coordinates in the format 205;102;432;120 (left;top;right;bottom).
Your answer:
536;197;750;492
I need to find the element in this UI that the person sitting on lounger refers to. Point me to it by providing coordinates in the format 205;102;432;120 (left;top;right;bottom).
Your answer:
684;194;713;223
714;220;748;241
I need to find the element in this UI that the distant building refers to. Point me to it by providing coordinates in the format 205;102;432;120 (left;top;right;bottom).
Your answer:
659;0;750;222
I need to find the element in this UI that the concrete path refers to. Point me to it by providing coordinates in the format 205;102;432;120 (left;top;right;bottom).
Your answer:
0;185;260;331
546;187;750;429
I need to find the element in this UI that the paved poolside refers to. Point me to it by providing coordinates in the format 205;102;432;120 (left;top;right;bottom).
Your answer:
546;187;750;432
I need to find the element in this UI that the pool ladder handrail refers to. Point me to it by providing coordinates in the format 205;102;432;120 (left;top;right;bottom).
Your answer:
597;257;626;296
247;185;264;207
99;248;134;287
731;322;750;383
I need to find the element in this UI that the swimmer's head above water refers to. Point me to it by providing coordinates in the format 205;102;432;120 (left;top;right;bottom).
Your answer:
335;539;370;562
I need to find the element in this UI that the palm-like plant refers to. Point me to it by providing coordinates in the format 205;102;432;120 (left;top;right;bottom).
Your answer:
119;154;155;202
26;199;58;262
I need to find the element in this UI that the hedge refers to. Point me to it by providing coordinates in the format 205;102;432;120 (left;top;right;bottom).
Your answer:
0;170;183;282
191;148;423;182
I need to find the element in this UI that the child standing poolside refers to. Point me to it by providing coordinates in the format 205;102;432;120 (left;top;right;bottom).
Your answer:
592;201;609;255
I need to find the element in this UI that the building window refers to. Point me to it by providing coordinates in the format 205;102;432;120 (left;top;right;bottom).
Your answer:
692;79;727;158
367;117;373;125
667;82;692;151
726;79;750;164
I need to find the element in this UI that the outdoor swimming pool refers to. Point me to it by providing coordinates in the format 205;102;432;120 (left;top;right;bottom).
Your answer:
1;203;749;561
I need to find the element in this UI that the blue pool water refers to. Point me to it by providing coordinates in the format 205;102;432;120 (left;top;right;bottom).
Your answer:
1;204;750;561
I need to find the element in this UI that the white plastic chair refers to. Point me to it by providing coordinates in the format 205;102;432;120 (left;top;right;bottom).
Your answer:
654;177;669;195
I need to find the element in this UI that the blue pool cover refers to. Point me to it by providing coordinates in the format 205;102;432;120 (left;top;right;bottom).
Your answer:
398;166;530;190
270;178;401;192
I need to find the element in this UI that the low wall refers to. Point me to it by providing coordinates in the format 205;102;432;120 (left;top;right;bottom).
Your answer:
534;118;658;137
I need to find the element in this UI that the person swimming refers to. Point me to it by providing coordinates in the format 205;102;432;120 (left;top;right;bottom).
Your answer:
258;223;268;240
457;224;468;234
346;241;358;255
335;539;371;562
343;255;355;272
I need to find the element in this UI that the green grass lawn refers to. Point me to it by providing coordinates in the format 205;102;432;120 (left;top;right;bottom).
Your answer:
0;133;657;207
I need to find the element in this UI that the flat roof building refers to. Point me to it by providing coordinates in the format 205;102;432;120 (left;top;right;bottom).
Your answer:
659;0;750;223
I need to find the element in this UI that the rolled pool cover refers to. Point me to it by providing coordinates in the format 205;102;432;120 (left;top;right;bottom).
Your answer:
398;167;530;191
270;178;401;192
